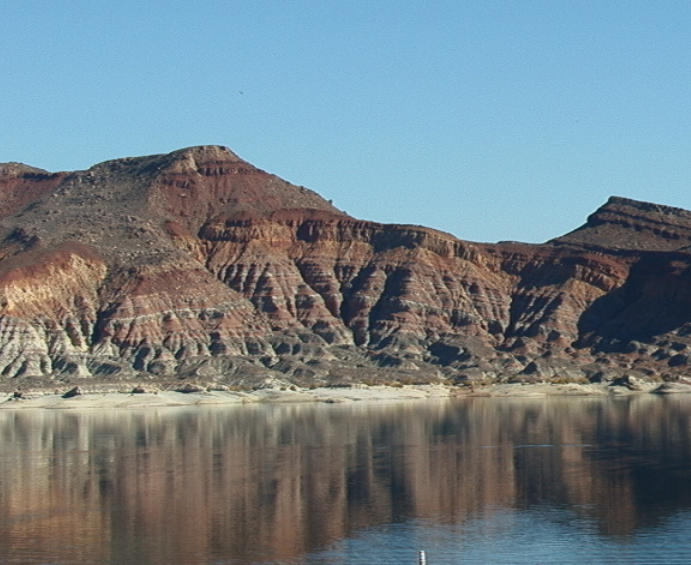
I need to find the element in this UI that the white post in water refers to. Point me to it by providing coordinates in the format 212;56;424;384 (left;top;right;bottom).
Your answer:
418;550;427;565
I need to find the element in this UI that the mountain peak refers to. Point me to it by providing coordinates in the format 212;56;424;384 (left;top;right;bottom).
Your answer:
170;144;243;161
0;146;346;263
0;162;51;176
553;195;691;252
603;195;691;218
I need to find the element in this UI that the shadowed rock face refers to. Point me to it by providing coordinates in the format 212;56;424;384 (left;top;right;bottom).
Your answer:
0;147;689;388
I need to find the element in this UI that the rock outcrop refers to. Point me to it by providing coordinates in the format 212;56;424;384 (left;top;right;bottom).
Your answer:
0;146;690;390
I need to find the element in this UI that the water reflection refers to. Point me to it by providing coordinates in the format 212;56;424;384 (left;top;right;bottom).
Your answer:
1;395;691;564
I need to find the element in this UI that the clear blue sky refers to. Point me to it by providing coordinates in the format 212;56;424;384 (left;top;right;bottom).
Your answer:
2;1;691;243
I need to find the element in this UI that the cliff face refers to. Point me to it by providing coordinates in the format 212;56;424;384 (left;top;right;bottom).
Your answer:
0;147;689;389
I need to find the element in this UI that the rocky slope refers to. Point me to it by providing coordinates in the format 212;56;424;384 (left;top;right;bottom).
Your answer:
0;146;690;391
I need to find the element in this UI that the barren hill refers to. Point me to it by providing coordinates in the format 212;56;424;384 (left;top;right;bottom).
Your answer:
0;146;689;391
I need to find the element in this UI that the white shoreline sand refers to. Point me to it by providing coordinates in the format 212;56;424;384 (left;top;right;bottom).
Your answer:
0;381;682;410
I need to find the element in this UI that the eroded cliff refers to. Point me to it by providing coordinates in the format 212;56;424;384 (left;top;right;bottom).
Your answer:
0;146;689;390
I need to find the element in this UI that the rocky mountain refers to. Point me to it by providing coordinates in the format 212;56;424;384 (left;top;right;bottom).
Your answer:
1;146;690;391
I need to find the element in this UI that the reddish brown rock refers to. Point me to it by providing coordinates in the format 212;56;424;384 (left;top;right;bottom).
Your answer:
554;196;691;252
0;146;688;388
0;163;65;219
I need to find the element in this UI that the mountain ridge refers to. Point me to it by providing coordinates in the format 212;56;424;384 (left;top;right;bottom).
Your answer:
0;146;689;391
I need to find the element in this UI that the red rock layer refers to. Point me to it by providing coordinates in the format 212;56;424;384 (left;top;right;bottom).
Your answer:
0;164;65;219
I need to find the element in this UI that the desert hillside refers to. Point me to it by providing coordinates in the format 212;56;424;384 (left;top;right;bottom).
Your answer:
1;146;689;391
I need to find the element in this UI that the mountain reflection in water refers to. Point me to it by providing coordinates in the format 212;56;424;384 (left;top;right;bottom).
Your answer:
1;395;691;564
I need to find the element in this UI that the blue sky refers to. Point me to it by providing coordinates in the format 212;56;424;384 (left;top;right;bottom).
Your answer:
2;1;691;243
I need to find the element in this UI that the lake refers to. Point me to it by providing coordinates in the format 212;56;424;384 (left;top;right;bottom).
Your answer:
1;394;691;564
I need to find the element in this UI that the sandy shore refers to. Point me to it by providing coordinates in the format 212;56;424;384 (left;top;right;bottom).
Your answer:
0;385;454;410
0;381;681;410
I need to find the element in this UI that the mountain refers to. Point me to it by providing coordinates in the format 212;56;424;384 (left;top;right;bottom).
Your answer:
0;146;689;390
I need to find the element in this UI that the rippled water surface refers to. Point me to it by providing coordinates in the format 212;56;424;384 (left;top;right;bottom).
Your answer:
1;395;691;564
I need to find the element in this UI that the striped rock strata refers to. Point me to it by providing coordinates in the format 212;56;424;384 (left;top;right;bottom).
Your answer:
0;148;689;389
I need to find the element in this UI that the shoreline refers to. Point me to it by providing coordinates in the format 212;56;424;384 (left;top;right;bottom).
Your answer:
1;381;689;410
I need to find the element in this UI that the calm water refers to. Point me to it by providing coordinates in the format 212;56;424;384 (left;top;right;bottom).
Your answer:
1;395;691;564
